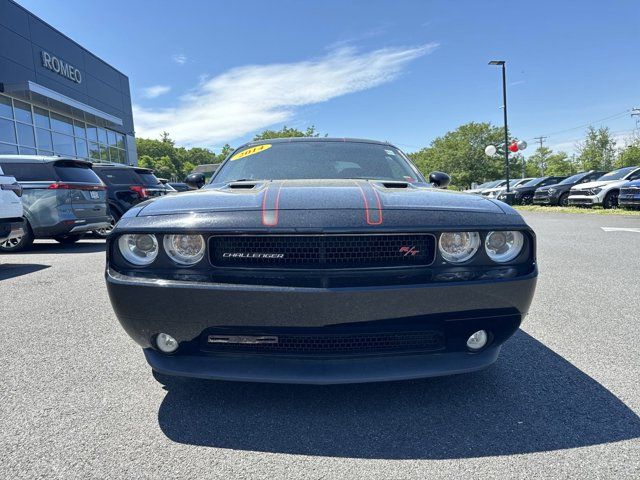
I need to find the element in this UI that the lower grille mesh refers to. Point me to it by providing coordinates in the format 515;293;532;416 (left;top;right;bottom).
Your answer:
204;331;445;355
209;234;436;268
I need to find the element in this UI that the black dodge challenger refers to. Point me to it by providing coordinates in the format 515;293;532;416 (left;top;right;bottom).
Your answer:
106;138;537;384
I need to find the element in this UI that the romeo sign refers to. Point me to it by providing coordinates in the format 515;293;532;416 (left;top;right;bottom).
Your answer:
40;51;82;84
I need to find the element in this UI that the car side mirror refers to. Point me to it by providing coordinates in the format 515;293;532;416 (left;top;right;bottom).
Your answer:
185;173;206;190
429;171;451;189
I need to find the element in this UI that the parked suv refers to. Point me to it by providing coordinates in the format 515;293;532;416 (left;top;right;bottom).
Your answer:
91;164;168;237
498;176;567;205
568;166;640;208
533;170;607;206
0;156;109;252
619;179;640;209
0;165;24;245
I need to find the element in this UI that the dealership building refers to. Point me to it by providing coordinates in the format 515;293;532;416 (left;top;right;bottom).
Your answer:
0;0;137;164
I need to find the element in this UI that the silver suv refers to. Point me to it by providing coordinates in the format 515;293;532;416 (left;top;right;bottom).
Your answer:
0;156;110;252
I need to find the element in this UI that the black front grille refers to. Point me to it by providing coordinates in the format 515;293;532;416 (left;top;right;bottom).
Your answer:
203;331;445;355
570;190;590;196
620;188;640;195
533;191;549;199
209;234;436;269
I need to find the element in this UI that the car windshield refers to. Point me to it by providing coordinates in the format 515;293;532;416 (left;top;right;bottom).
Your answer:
558;173;586;185
597;167;637;181
476;180;500;189
520;177;543;187
213;141;422;183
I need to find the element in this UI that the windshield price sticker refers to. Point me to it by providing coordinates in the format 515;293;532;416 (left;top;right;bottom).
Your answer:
230;144;272;161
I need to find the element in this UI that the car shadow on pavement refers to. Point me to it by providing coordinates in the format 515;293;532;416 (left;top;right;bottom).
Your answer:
0;263;50;281
156;330;640;459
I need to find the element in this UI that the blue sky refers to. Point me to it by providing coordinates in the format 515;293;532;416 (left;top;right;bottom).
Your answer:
16;0;640;155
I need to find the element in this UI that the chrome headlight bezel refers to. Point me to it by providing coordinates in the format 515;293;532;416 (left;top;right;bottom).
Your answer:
163;234;206;266
118;233;159;266
438;232;481;263
484;231;525;263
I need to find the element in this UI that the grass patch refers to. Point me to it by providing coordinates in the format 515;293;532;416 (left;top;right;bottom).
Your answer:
514;205;640;216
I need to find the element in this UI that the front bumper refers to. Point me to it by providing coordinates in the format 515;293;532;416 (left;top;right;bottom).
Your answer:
0;218;25;241
107;267;537;383
619;194;640;207
532;193;558;205
568;194;600;206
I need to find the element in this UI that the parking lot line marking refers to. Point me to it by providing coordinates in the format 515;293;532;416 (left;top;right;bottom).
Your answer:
601;227;640;233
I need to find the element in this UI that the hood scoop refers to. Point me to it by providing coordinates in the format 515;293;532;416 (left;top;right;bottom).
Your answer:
225;181;259;190
381;181;410;189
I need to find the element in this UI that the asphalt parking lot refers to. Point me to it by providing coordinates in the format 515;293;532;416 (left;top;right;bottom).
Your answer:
1;211;639;479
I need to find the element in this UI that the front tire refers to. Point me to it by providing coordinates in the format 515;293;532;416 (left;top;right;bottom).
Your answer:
53;234;84;244
558;192;570;207
522;195;534;205
0;221;34;253
603;190;619;209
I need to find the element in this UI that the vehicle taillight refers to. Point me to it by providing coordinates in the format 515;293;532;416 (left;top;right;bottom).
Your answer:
130;185;148;199
1;182;23;197
48;182;106;191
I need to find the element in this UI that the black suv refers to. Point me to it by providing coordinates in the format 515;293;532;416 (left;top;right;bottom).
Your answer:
0;155;109;252
533;170;608;206
499;176;567;205
92;164;168;237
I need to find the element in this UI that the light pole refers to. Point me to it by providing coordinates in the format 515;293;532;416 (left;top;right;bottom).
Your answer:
488;60;510;197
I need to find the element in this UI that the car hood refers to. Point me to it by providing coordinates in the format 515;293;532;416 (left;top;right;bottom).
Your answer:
623;180;640;188
136;179;506;217
572;180;621;190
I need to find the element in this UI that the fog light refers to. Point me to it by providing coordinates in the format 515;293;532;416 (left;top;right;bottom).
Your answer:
156;333;178;353
466;330;488;351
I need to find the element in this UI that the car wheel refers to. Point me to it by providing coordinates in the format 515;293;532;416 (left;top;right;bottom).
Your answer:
603;190;619;209
53;234;84;244
522;195;534;205
559;192;570;207
93;212;119;239
0;221;34;253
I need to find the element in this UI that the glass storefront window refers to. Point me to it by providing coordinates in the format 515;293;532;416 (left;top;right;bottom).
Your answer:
16;123;36;147
75;138;89;158
73;120;86;138
36;128;53;151
99;144;109;161
97;128;108;144
51;112;74;135
0;143;18;154
0;96;127;164
13;100;33;124
86;125;98;142
0;117;16;144
52;132;76;156
0;96;13;119
88;141;100;160
19;146;37;155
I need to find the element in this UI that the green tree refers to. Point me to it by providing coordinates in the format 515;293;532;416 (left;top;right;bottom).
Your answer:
616;135;640;167
576;126;617;171
253;125;324;140
526;147;575;176
138;154;177;180
408;122;504;188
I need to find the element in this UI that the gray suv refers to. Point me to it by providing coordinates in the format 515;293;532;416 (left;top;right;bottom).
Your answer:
0;155;110;252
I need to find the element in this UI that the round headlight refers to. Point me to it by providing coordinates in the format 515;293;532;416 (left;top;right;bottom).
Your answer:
163;234;206;265
438;232;480;263
118;234;158;265
485;231;524;263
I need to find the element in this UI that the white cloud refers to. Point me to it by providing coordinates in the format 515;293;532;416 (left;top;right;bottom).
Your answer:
134;44;439;147
141;85;171;99
171;54;187;65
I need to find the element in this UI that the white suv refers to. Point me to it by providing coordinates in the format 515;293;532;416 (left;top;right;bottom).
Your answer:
0;165;24;245
568;166;640;208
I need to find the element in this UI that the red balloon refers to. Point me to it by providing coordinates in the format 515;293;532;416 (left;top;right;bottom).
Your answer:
508;142;519;152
